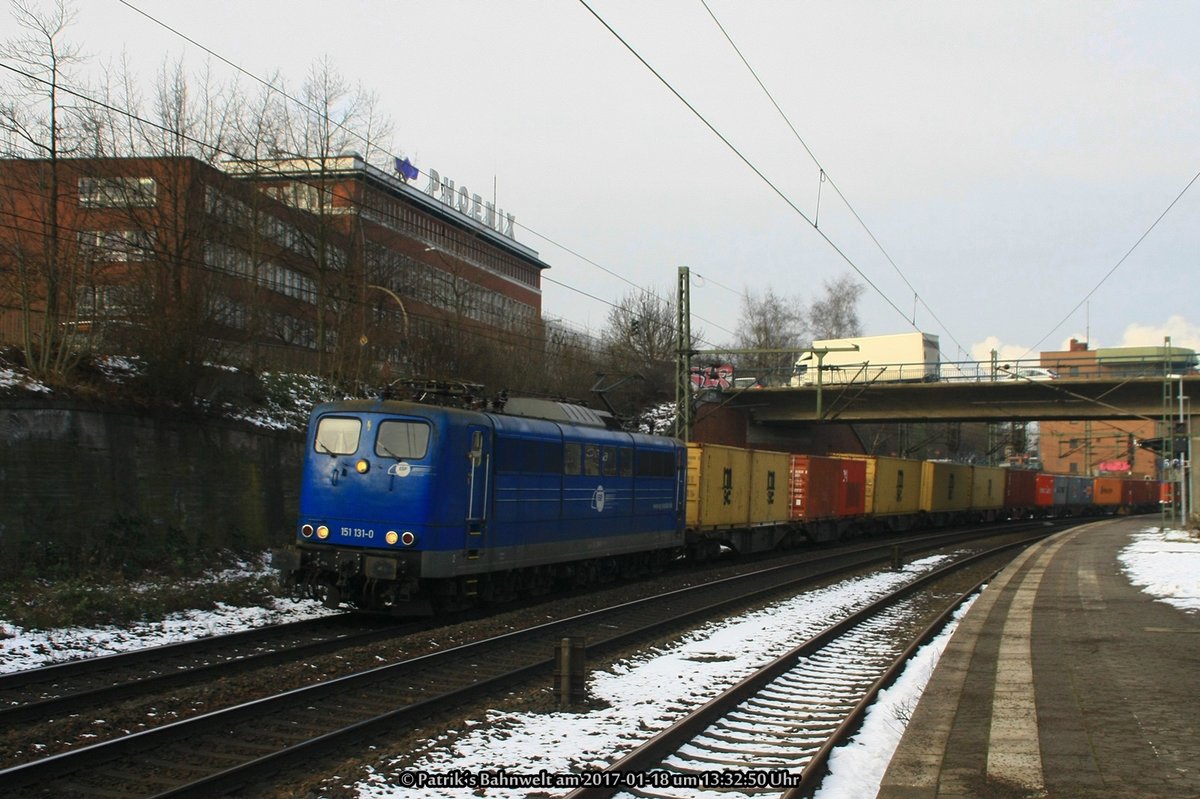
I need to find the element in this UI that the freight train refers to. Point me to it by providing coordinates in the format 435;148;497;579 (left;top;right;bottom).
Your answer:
275;397;1160;613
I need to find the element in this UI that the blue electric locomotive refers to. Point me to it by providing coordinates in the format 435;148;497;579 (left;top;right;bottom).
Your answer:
275;397;687;612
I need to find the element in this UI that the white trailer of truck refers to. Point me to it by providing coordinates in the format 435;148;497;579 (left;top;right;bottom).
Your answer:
790;332;940;386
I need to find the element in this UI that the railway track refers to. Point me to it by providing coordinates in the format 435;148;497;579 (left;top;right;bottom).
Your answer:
561;549;996;799
0;613;420;727
0;525;1050;799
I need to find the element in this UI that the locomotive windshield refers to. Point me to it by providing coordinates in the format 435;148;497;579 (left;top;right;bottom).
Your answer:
376;420;431;460
314;416;361;455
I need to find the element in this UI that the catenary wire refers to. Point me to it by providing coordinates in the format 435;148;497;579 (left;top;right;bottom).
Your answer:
1020;166;1200;358
577;0;920;334
697;0;970;360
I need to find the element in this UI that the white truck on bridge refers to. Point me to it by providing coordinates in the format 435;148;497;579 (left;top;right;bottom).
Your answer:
790;331;940;386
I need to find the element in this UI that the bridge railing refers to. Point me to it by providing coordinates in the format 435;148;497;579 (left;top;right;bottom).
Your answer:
729;357;1193;389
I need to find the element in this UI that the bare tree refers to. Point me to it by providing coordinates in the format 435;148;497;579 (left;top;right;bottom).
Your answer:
600;288;684;412
734;287;806;382
541;320;603;399
88;50;143;157
222;76;306;372
808;274;863;340
354;86;394;172
94;60;246;402
0;0;90;378
145;57;236;164
274;57;372;384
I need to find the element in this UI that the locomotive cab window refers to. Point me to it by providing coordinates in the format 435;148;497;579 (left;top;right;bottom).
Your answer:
314;416;361;455
375;420;431;460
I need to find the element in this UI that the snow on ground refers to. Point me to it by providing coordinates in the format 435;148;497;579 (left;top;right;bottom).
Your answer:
0;363;51;394
0;598;336;674
0;557;337;674
1118;524;1200;613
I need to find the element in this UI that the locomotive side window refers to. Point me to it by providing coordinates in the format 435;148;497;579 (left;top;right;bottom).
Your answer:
564;443;582;475
584;444;601;476
542;442;564;473
375;420;431;460
497;440;564;473
637;449;676;477
602;446;617;476
618;447;634;477
314;416;361;455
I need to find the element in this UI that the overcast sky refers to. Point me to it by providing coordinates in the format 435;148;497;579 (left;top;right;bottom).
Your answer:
51;1;1200;362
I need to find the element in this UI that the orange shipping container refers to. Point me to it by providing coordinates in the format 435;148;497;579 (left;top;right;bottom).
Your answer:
1093;476;1122;507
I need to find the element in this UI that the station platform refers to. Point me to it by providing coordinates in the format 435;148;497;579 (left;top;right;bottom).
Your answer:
876;516;1199;799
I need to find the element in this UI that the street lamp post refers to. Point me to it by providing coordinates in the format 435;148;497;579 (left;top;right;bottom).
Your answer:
1167;373;1189;525
367;284;410;339
1178;377;1190;523
1181;395;1192;523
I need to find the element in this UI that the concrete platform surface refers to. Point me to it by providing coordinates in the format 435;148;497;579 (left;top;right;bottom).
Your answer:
876;516;1199;799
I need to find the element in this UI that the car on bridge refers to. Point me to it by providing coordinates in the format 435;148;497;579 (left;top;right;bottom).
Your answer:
1005;367;1057;381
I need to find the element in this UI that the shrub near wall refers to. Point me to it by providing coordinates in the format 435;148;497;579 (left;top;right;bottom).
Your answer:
0;401;304;581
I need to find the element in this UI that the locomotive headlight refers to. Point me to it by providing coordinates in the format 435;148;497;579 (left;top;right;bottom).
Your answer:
385;530;399;545
316;525;330;539
301;524;314;538
355;459;369;474
400;531;416;546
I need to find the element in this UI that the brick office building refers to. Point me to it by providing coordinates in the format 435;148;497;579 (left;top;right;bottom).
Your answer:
231;155;550;383
0;154;551;386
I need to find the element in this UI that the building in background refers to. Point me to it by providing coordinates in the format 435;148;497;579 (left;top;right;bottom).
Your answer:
1038;338;1197;478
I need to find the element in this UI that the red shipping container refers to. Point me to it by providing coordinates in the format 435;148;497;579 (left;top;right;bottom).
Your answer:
1123;479;1156;507
1004;469;1038;509
789;455;867;521
838;458;868;517
1034;473;1058;507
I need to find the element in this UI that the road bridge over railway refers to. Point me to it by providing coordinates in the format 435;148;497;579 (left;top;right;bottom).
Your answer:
709;375;1200;425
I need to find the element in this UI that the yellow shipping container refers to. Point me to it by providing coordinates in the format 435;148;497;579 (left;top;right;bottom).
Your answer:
686;443;752;530
749;449;791;526
970;465;1006;511
920;461;974;513
835;454;923;516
